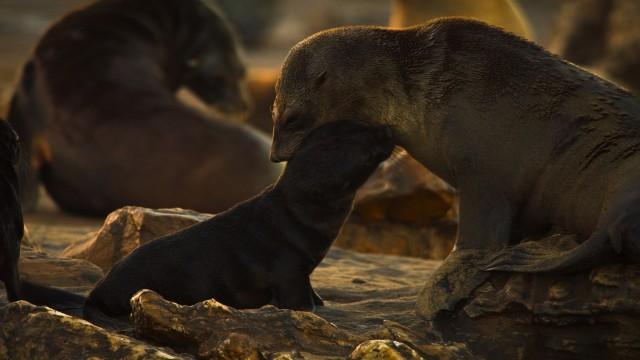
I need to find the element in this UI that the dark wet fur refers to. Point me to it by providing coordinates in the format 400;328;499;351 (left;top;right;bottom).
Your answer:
84;121;394;318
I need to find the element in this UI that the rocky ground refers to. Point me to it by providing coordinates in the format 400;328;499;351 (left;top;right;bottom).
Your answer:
3;203;640;359
1;204;473;359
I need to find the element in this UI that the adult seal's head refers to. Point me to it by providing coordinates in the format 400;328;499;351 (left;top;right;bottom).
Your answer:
270;27;412;162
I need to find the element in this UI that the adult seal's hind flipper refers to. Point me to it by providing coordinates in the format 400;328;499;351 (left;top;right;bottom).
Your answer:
485;231;616;274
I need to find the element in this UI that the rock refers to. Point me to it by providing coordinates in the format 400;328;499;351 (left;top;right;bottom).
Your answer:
347;340;424;360
9;212;474;359
422;243;640;358
346;154;457;259
416;249;494;321
336;220;456;260
62;206;213;271
131;288;472;360
354;154;456;226
0;301;190;360
131;289;360;358
0;246;103;306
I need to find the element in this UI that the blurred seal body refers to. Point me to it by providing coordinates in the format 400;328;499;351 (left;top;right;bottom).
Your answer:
7;0;281;215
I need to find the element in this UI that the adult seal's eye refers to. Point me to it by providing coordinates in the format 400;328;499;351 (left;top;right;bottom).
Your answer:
283;112;306;131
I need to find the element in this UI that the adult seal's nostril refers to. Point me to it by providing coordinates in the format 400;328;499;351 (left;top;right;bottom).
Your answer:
270;151;284;163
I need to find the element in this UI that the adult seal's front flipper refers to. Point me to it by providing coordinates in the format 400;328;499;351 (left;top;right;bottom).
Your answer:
416;249;494;320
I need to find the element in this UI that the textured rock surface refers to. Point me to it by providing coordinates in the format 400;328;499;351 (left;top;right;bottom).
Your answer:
2;243;473;359
131;289;472;359
423;255;640;359
353;154;456;226
0;301;190;360
336;219;456;260
0;246;103;305
347;340;425;360
62;206;212;271
344;154;457;259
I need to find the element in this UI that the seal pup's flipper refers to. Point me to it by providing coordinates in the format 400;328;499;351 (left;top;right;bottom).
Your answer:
20;280;86;314
484;231;614;274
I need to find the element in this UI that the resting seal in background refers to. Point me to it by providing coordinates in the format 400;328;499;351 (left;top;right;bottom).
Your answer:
0;119;85;310
6;0;281;215
269;18;640;316
83;121;394;318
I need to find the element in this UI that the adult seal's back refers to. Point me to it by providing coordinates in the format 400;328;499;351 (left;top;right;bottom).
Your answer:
269;18;640;319
6;0;282;215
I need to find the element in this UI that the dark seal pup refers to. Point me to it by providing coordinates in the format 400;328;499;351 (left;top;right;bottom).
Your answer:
0;119;84;310
83;121;394;318
269;18;640;317
6;0;281;215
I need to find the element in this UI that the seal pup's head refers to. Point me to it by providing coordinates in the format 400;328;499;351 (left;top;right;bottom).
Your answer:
278;121;394;201
178;0;249;116
270;26;410;162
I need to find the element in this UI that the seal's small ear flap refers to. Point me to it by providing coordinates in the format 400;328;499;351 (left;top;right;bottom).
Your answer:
313;70;328;88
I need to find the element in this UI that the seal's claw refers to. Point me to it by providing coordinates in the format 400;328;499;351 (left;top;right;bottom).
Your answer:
483;242;560;272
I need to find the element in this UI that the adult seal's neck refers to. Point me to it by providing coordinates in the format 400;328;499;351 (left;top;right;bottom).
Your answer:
356;27;437;160
372;25;458;182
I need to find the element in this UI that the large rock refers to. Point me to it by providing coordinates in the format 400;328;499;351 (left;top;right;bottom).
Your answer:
344;154;457;259
131;289;471;359
0;301;189;360
62;206;213;271
337;220;456;260
419;244;640;359
5;240;472;359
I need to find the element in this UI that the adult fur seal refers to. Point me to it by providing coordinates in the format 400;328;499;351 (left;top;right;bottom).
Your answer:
0;119;84;310
83;121;393;318
6;0;281;215
270;18;640;305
